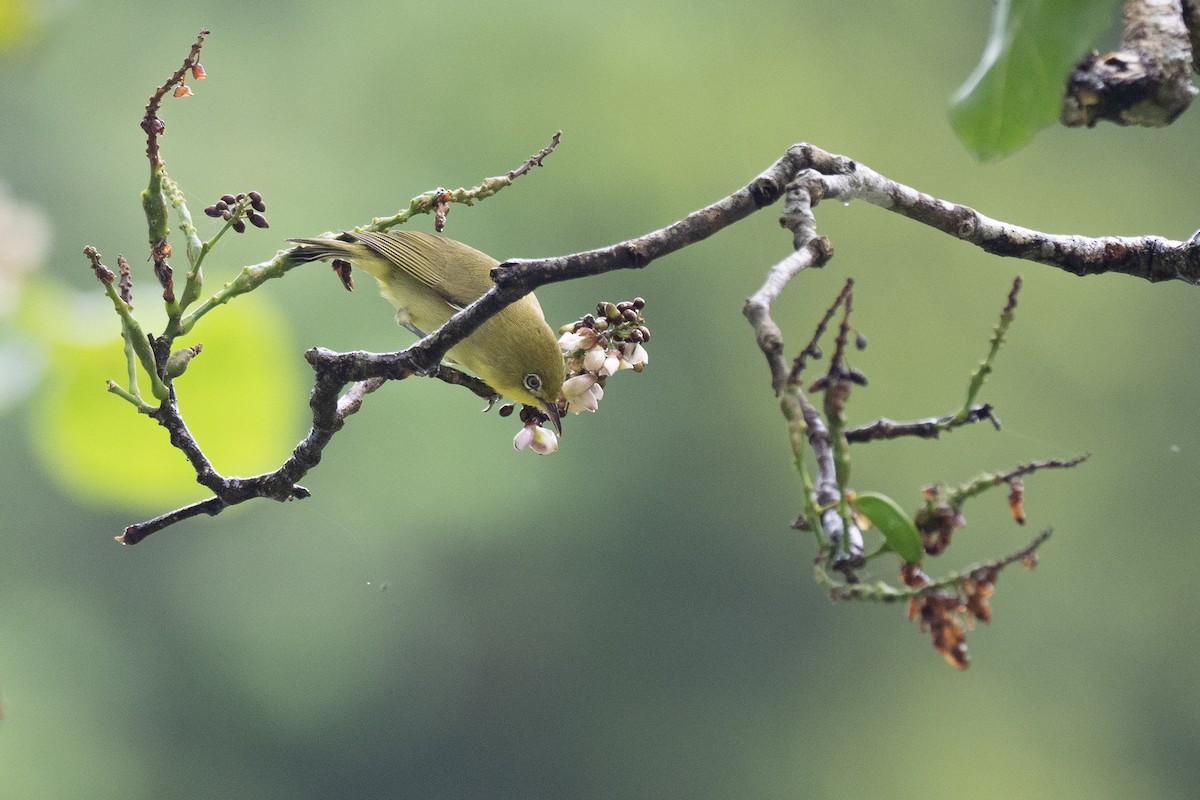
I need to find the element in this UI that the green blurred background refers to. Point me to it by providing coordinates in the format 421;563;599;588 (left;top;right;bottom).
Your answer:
3;1;1199;798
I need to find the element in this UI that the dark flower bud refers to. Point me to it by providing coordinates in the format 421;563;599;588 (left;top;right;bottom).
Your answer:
231;218;246;234
248;212;269;229
220;194;236;205
632;297;646;310
203;205;220;218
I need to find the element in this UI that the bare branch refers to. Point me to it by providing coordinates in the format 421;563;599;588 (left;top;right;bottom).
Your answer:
817;161;1200;283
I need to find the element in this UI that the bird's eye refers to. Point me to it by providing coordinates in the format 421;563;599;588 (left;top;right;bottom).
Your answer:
523;373;542;393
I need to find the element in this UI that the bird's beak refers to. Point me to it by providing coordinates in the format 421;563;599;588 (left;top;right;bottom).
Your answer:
542;400;562;435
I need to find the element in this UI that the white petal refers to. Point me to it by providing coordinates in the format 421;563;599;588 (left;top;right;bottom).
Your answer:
563;374;600;413
583;346;607;373
530;426;559;455
600;351;621;377
558;332;585;352
513;425;535;450
623;343;648;367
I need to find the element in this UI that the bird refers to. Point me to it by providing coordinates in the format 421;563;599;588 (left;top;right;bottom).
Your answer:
288;229;564;432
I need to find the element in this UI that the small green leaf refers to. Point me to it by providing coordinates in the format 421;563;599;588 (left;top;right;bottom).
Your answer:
950;0;1121;160
854;491;923;563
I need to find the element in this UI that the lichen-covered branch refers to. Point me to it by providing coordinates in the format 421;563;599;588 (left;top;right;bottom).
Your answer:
1063;0;1198;128
814;160;1200;283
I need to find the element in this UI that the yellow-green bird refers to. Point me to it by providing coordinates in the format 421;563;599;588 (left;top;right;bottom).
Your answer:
288;230;565;432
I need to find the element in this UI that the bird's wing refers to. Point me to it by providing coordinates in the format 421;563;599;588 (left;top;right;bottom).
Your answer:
348;230;497;308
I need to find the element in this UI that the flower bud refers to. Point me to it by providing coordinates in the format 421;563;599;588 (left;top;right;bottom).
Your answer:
165;343;203;379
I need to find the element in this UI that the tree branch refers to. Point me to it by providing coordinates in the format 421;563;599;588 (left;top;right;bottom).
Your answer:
813;160;1200;283
1063;0;1198;128
121;140;1197;543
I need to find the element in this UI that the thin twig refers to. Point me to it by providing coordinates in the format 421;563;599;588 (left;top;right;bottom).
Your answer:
140;29;209;165
822;528;1054;603
846;404;1000;442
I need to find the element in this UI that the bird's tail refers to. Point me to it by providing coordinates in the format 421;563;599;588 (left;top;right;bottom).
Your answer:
286;236;356;263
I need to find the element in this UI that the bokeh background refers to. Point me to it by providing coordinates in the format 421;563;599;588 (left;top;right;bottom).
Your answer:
3;1;1199;798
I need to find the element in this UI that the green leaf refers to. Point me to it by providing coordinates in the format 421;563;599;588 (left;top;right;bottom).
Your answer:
854;491;923;564
949;0;1120;160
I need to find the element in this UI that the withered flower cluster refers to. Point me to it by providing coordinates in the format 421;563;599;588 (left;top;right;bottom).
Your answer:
902;563;1000;670
915;486;967;556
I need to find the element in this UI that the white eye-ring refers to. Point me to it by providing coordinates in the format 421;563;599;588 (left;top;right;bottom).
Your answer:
523;373;542;393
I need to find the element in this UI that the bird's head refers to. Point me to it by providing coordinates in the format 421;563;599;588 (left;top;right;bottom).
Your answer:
470;320;562;434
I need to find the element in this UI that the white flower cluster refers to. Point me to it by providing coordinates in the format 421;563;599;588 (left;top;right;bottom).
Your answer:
558;327;648;414
513;297;651;456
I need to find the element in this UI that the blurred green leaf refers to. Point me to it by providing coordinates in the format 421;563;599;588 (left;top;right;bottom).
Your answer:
0;0;36;52
30;294;302;512
854;491;923;563
949;0;1120;160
